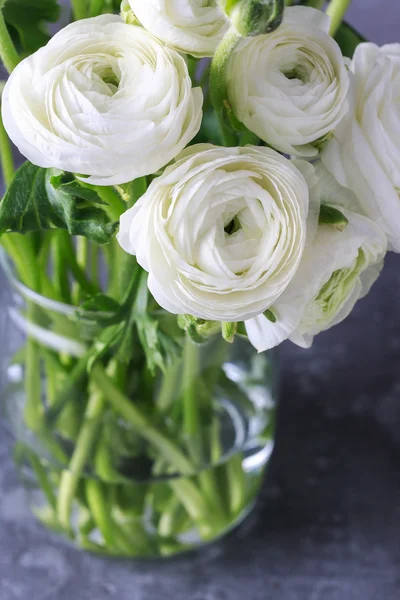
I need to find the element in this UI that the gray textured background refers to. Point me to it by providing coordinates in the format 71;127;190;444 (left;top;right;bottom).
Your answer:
1;1;400;599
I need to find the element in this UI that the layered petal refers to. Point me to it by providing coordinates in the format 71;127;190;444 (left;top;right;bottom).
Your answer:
2;15;203;185
118;145;310;322
124;0;229;58
322;42;400;251
245;169;387;352
226;6;349;156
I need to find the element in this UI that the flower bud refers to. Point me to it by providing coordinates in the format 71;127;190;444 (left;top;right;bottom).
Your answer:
219;0;284;37
120;0;138;26
177;315;221;344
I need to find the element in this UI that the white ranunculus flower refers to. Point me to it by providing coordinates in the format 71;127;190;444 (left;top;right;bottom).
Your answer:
245;165;387;352
225;6;349;157
124;0;229;58
322;42;400;251
118;144;310;322
2;15;203;186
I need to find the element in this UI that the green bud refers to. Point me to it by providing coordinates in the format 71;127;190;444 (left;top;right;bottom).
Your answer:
177;315;221;344
319;205;349;232
219;0;285;37
120;0;139;25
222;321;238;343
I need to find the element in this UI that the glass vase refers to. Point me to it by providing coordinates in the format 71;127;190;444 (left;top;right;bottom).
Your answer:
0;248;278;558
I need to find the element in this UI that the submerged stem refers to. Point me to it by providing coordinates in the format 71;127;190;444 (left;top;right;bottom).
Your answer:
57;387;105;531
92;363;194;475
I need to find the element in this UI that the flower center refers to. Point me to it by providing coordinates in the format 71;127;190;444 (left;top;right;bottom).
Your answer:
98;66;120;94
224;216;241;236
281;64;309;84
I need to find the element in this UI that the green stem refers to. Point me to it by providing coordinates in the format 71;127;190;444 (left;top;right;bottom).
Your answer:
53;232;72;304
24;338;43;430
210;29;241;147
46;353;89;425
59;234;99;299
57;387;105;531
225;453;246;516
114;177;147;300
94;186;126;222
326;0;352;36
85;480;116;548
27;451;57;511
0;100;14;186
92;363;194;474
182;337;200;442
71;0;88;20
0;12;20;73
89;0;105;17
89;242;100;289
157;359;181;412
306;0;325;8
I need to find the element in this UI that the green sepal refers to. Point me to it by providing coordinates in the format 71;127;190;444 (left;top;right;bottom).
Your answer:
263;309;277;323
219;0;285;37
222;321;238;343
319;205;349;231
177;314;222;344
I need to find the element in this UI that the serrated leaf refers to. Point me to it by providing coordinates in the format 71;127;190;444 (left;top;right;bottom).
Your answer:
334;21;366;59
2;0;61;54
131;272;181;373
319;204;349;231
0;162;118;244
50;174;109;206
73;294;122;340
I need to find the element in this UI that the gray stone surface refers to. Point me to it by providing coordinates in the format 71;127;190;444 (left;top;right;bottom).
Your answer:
1;1;400;599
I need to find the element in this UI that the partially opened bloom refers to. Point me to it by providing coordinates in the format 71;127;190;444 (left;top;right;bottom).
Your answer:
245;166;387;351
225;6;349;156
124;0;229;58
2;15;203;185
322;42;400;251
118;145;309;322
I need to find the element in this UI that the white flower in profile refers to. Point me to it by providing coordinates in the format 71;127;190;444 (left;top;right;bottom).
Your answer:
2;15;203;185
123;0;229;58
225;6;349;157
118;144;310;322
322;42;400;251
245;165;387;351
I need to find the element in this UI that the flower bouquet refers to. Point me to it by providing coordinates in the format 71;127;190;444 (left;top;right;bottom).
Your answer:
0;0;397;558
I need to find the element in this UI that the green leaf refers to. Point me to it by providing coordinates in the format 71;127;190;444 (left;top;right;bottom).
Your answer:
0;162;118;243
79;294;121;315
334;21;366;59
319;204;349;231
87;322;126;372
2;0;61;54
131;272;181;373
73;294;121;340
